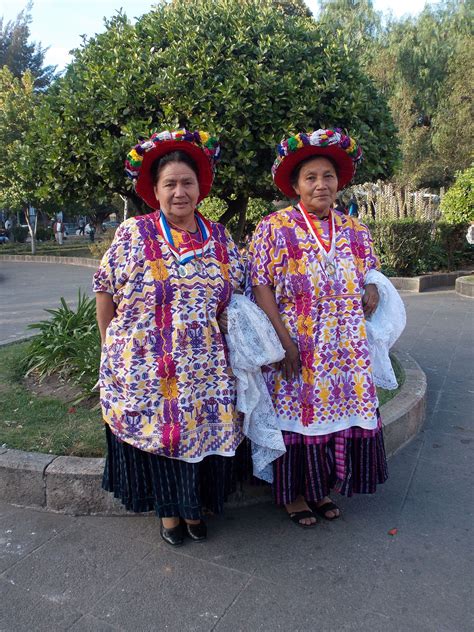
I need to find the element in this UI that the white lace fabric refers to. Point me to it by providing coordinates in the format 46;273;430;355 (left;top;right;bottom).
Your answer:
365;269;407;390
226;294;286;482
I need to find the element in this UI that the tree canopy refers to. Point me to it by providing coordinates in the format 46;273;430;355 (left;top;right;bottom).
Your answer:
3;0;469;227
0;67;37;210
21;0;397;228
0;2;55;89
319;0;474;189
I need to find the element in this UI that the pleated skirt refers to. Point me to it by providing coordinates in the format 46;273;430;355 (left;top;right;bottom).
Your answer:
272;412;388;505
102;425;236;520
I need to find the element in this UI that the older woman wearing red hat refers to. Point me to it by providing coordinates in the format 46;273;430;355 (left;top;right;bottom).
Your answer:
93;130;245;545
247;128;388;527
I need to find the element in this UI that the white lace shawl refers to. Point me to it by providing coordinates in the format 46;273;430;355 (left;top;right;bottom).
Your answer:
226;294;286;482
365;269;407;390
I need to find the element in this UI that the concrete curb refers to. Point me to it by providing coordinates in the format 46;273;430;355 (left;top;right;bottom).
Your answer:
455;275;474;298
0;254;99;268
3;255;472;293
390;270;473;292
0;351;426;516
379;351;426;457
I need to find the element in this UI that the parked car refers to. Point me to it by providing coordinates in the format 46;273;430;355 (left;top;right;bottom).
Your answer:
102;220;120;230
64;222;82;237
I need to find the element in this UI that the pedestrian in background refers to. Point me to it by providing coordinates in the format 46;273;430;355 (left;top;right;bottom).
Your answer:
53;217;64;245
348;196;359;218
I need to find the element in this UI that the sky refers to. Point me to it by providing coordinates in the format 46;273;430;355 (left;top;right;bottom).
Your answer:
0;0;436;71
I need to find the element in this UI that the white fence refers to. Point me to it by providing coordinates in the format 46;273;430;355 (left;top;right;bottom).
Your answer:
344;181;445;221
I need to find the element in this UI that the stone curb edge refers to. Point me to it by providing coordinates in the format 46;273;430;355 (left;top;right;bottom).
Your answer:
3;255;472;292
0;254;99;268
0;351;426;516
390;270;473;292
455;275;474;298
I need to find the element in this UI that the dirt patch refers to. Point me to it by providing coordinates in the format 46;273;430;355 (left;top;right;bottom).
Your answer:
23;373;100;409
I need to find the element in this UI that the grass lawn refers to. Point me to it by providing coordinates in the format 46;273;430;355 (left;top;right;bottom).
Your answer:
0;342;404;458
0;240;99;259
378;354;404;406
0;342;105;457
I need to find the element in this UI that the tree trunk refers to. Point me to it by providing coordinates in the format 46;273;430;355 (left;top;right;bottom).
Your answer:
218;194;249;243
130;190;145;215
120;195;129;222
25;210;37;255
235;202;247;245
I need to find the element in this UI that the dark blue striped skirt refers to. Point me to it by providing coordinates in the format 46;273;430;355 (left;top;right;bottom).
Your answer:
103;425;236;520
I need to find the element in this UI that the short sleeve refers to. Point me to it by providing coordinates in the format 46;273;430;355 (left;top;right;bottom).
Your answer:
360;222;381;276
347;218;380;279
222;227;245;290
92;222;132;297
247;218;276;287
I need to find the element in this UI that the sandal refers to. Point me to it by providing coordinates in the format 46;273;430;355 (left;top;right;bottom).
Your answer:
309;500;340;521
288;510;317;528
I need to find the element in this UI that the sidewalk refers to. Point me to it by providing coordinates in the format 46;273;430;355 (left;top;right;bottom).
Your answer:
0;268;473;630
0;262;94;345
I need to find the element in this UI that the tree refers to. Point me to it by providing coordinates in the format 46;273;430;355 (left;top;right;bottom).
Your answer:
432;35;474;180
0;67;37;210
0;2;55;89
21;12;145;213
440;166;474;224
138;0;396;228
0;66;45;251
366;0;474;188
317;1;474;189
318;0;383;64
22;0;397;238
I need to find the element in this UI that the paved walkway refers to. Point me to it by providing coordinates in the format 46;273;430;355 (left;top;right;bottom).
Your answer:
0;262;95;345
1;263;473;631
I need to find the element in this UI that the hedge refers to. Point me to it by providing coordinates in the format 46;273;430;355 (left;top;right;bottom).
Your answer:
367;219;472;276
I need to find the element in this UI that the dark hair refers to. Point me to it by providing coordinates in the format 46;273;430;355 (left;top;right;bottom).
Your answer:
151;150;199;186
290;154;339;189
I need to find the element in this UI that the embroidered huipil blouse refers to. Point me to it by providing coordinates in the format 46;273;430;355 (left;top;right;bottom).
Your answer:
248;206;380;436
93;212;245;461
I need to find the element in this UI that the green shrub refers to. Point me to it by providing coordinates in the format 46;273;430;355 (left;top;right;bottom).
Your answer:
242;198;274;233
434;221;472;270
36;226;54;241
368;218;473;275
440;166;474;223
89;233;114;259
368;219;433;276
12;226;28;243
199;196;273;239
24;291;100;394
198;196;227;222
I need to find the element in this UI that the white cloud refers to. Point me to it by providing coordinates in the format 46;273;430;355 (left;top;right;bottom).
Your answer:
44;46;72;70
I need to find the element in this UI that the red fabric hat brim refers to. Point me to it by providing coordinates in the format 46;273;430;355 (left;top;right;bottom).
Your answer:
274;144;356;198
135;140;214;210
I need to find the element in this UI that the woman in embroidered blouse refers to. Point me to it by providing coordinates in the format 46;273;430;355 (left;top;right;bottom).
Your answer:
93;130;244;545
247;128;388;527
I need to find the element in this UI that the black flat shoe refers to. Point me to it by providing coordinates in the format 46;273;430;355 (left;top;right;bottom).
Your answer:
160;521;184;546
185;520;207;541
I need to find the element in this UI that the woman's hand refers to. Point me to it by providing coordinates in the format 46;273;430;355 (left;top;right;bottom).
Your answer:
280;340;300;381
252;284;300;381
217;310;228;334
362;283;379;318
